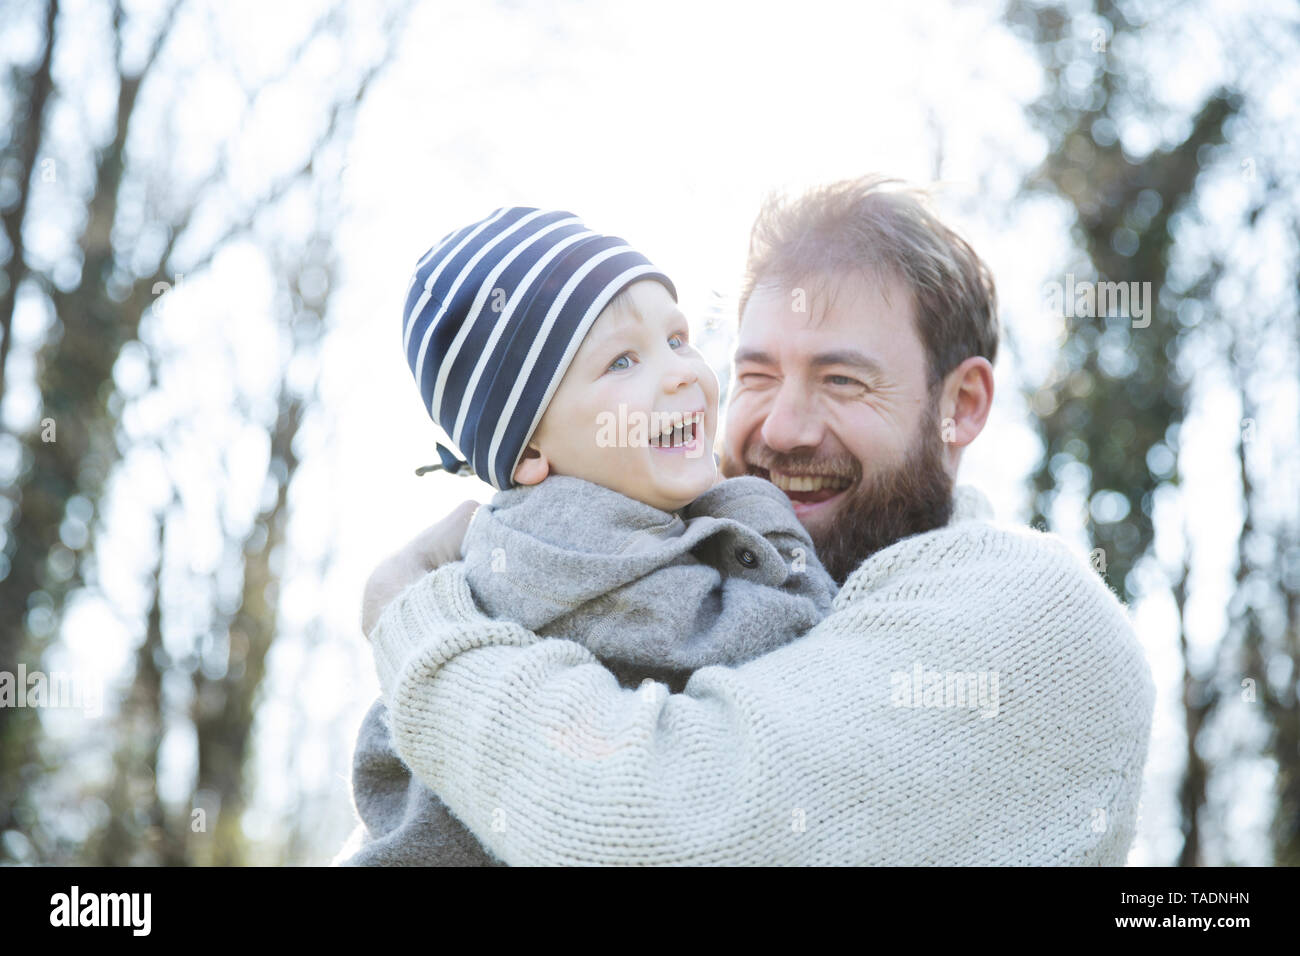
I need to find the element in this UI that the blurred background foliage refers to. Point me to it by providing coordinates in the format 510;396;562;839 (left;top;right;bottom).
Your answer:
1;0;407;864
1006;0;1298;864
0;0;1296;865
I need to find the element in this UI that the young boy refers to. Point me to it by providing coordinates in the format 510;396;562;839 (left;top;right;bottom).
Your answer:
340;207;837;866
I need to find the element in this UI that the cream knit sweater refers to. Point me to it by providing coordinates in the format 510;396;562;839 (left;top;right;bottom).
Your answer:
365;485;1155;865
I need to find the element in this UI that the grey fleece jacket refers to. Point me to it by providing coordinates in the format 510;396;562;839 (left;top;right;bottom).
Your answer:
340;474;837;866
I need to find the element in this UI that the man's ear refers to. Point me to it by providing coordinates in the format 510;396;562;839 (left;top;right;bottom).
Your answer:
939;356;994;473
513;443;550;485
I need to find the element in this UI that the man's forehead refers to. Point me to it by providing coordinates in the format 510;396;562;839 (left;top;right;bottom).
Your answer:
745;268;911;319
739;272;915;350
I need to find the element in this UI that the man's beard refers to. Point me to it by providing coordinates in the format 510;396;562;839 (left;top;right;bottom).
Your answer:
746;391;955;586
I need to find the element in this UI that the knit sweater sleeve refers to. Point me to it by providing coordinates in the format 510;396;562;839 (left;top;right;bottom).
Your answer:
368;521;1155;865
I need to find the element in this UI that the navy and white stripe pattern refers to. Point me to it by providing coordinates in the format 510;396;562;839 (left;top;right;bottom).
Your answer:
403;207;677;490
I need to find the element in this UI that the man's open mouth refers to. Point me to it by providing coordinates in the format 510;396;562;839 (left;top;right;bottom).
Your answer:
748;466;854;505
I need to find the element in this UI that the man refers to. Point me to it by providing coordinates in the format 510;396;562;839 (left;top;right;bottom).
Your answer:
347;176;1155;865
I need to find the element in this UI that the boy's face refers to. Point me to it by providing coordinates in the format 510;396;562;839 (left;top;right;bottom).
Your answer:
517;279;719;511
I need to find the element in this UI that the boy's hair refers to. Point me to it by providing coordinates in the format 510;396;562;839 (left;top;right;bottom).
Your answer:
738;175;999;394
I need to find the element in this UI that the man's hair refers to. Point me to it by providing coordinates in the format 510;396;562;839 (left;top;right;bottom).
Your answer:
738;175;999;394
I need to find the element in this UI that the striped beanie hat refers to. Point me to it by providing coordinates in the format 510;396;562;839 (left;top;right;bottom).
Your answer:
402;207;678;490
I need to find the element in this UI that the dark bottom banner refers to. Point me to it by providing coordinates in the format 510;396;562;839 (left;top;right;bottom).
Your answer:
0;864;1283;942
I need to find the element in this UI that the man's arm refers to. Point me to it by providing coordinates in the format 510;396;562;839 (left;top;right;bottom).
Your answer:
367;521;1156;866
360;499;478;635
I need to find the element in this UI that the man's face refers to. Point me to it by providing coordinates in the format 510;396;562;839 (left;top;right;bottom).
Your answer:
723;270;955;583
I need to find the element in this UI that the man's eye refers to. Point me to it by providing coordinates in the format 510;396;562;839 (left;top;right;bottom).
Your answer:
607;353;633;372
828;375;865;388
738;372;774;387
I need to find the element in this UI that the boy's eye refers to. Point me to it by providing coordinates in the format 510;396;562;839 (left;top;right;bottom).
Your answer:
668;333;686;348
607;353;633;372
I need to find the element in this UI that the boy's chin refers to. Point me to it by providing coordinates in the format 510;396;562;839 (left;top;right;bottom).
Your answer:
648;463;716;506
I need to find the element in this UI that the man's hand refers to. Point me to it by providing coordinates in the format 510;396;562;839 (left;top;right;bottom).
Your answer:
361;499;479;636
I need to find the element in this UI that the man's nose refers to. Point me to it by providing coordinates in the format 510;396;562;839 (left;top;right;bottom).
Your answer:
760;382;824;452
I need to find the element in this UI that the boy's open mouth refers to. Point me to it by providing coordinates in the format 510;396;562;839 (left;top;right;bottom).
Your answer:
748;465;854;506
649;411;705;449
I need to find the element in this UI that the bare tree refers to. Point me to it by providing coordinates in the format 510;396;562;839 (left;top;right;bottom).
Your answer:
0;0;406;860
1007;0;1300;864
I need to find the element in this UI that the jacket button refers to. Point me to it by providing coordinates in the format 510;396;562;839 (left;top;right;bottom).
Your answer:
736;548;758;568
